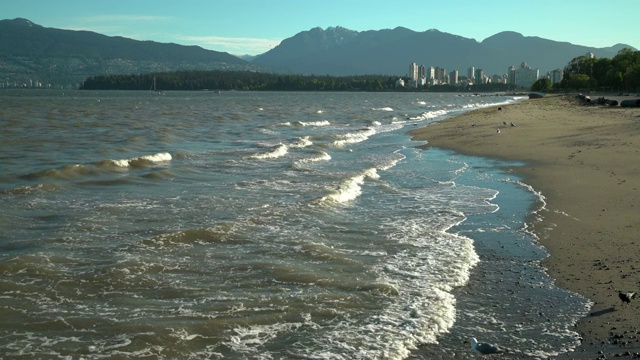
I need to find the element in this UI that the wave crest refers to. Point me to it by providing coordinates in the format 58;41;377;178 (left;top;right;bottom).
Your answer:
105;152;172;168
317;168;379;204
249;144;288;160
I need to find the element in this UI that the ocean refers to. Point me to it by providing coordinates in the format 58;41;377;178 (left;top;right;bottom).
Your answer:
0;90;591;359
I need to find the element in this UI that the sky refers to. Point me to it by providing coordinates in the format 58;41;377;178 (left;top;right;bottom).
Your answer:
3;0;639;56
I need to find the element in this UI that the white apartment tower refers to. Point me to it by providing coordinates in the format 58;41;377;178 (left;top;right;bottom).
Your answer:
408;62;419;88
450;69;459;85
508;62;540;88
409;63;419;81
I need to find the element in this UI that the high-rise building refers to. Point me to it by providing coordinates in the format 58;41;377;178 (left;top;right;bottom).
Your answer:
508;62;540;88
409;63;419;81
450;69;459;85
474;69;484;85
408;62;419;88
468;67;475;81
551;69;564;84
427;66;435;80
435;67;446;82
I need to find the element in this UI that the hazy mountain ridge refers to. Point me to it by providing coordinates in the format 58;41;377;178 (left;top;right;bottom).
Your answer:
253;26;636;76
0;18;262;87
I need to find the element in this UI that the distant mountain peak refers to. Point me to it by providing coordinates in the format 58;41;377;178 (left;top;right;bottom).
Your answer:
482;31;524;42
255;26;359;62
6;18;38;27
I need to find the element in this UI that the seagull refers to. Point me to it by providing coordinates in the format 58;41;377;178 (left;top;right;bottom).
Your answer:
470;337;502;357
510;122;516;127
496;128;501;134
471;123;476;127
503;121;507;125
619;291;636;305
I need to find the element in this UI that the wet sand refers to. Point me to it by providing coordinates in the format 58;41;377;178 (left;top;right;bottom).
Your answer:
409;94;640;358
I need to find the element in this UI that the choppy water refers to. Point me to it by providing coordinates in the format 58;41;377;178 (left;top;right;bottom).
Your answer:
0;90;590;359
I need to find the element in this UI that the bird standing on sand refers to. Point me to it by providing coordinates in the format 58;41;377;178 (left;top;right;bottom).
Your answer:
496;128;501;134
619;291;636;305
469;337;501;357
510;122;516;127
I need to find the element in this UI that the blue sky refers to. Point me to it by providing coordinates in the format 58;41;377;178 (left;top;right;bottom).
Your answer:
3;0;639;55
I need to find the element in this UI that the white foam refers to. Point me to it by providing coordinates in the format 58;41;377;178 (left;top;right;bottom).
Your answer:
108;152;172;167
372;107;394;111
291;224;480;359
332;128;376;148
248;144;288;160
294;120;330;126
378;150;406;171
317;168;379;204
296;151;331;164
224;321;305;354
140;152;172;162
409;109;448;121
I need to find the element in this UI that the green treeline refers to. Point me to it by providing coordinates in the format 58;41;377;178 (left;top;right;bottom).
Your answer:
558;48;640;92
80;70;512;92
80;71;402;91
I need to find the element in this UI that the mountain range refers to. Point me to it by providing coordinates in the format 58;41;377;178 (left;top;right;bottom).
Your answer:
0;18;262;87
0;18;635;88
252;26;633;76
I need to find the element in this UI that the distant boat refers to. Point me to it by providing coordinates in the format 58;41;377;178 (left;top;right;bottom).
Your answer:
150;76;164;95
528;91;545;99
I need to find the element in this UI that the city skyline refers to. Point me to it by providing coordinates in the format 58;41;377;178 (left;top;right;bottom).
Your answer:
404;61;548;89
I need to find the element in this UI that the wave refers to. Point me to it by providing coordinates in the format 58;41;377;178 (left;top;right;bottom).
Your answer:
378;152;406;171
293;120;331;127
409;109;448;121
371;107;394;111
248;143;288;160
316;168;379;204
102;152;172;168
22;163;102;180
332;127;376;148
296;151;331;164
460;96;526;110
289;136;313;149
142;224;245;249
20;152;172;181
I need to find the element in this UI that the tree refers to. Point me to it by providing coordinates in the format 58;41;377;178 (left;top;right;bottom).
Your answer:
531;78;552;92
560;48;640;92
566;73;591;90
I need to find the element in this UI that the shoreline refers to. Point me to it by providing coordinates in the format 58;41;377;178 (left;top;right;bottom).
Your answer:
409;94;640;358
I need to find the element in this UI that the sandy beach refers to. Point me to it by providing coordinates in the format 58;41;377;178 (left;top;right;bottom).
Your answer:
409;94;640;358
